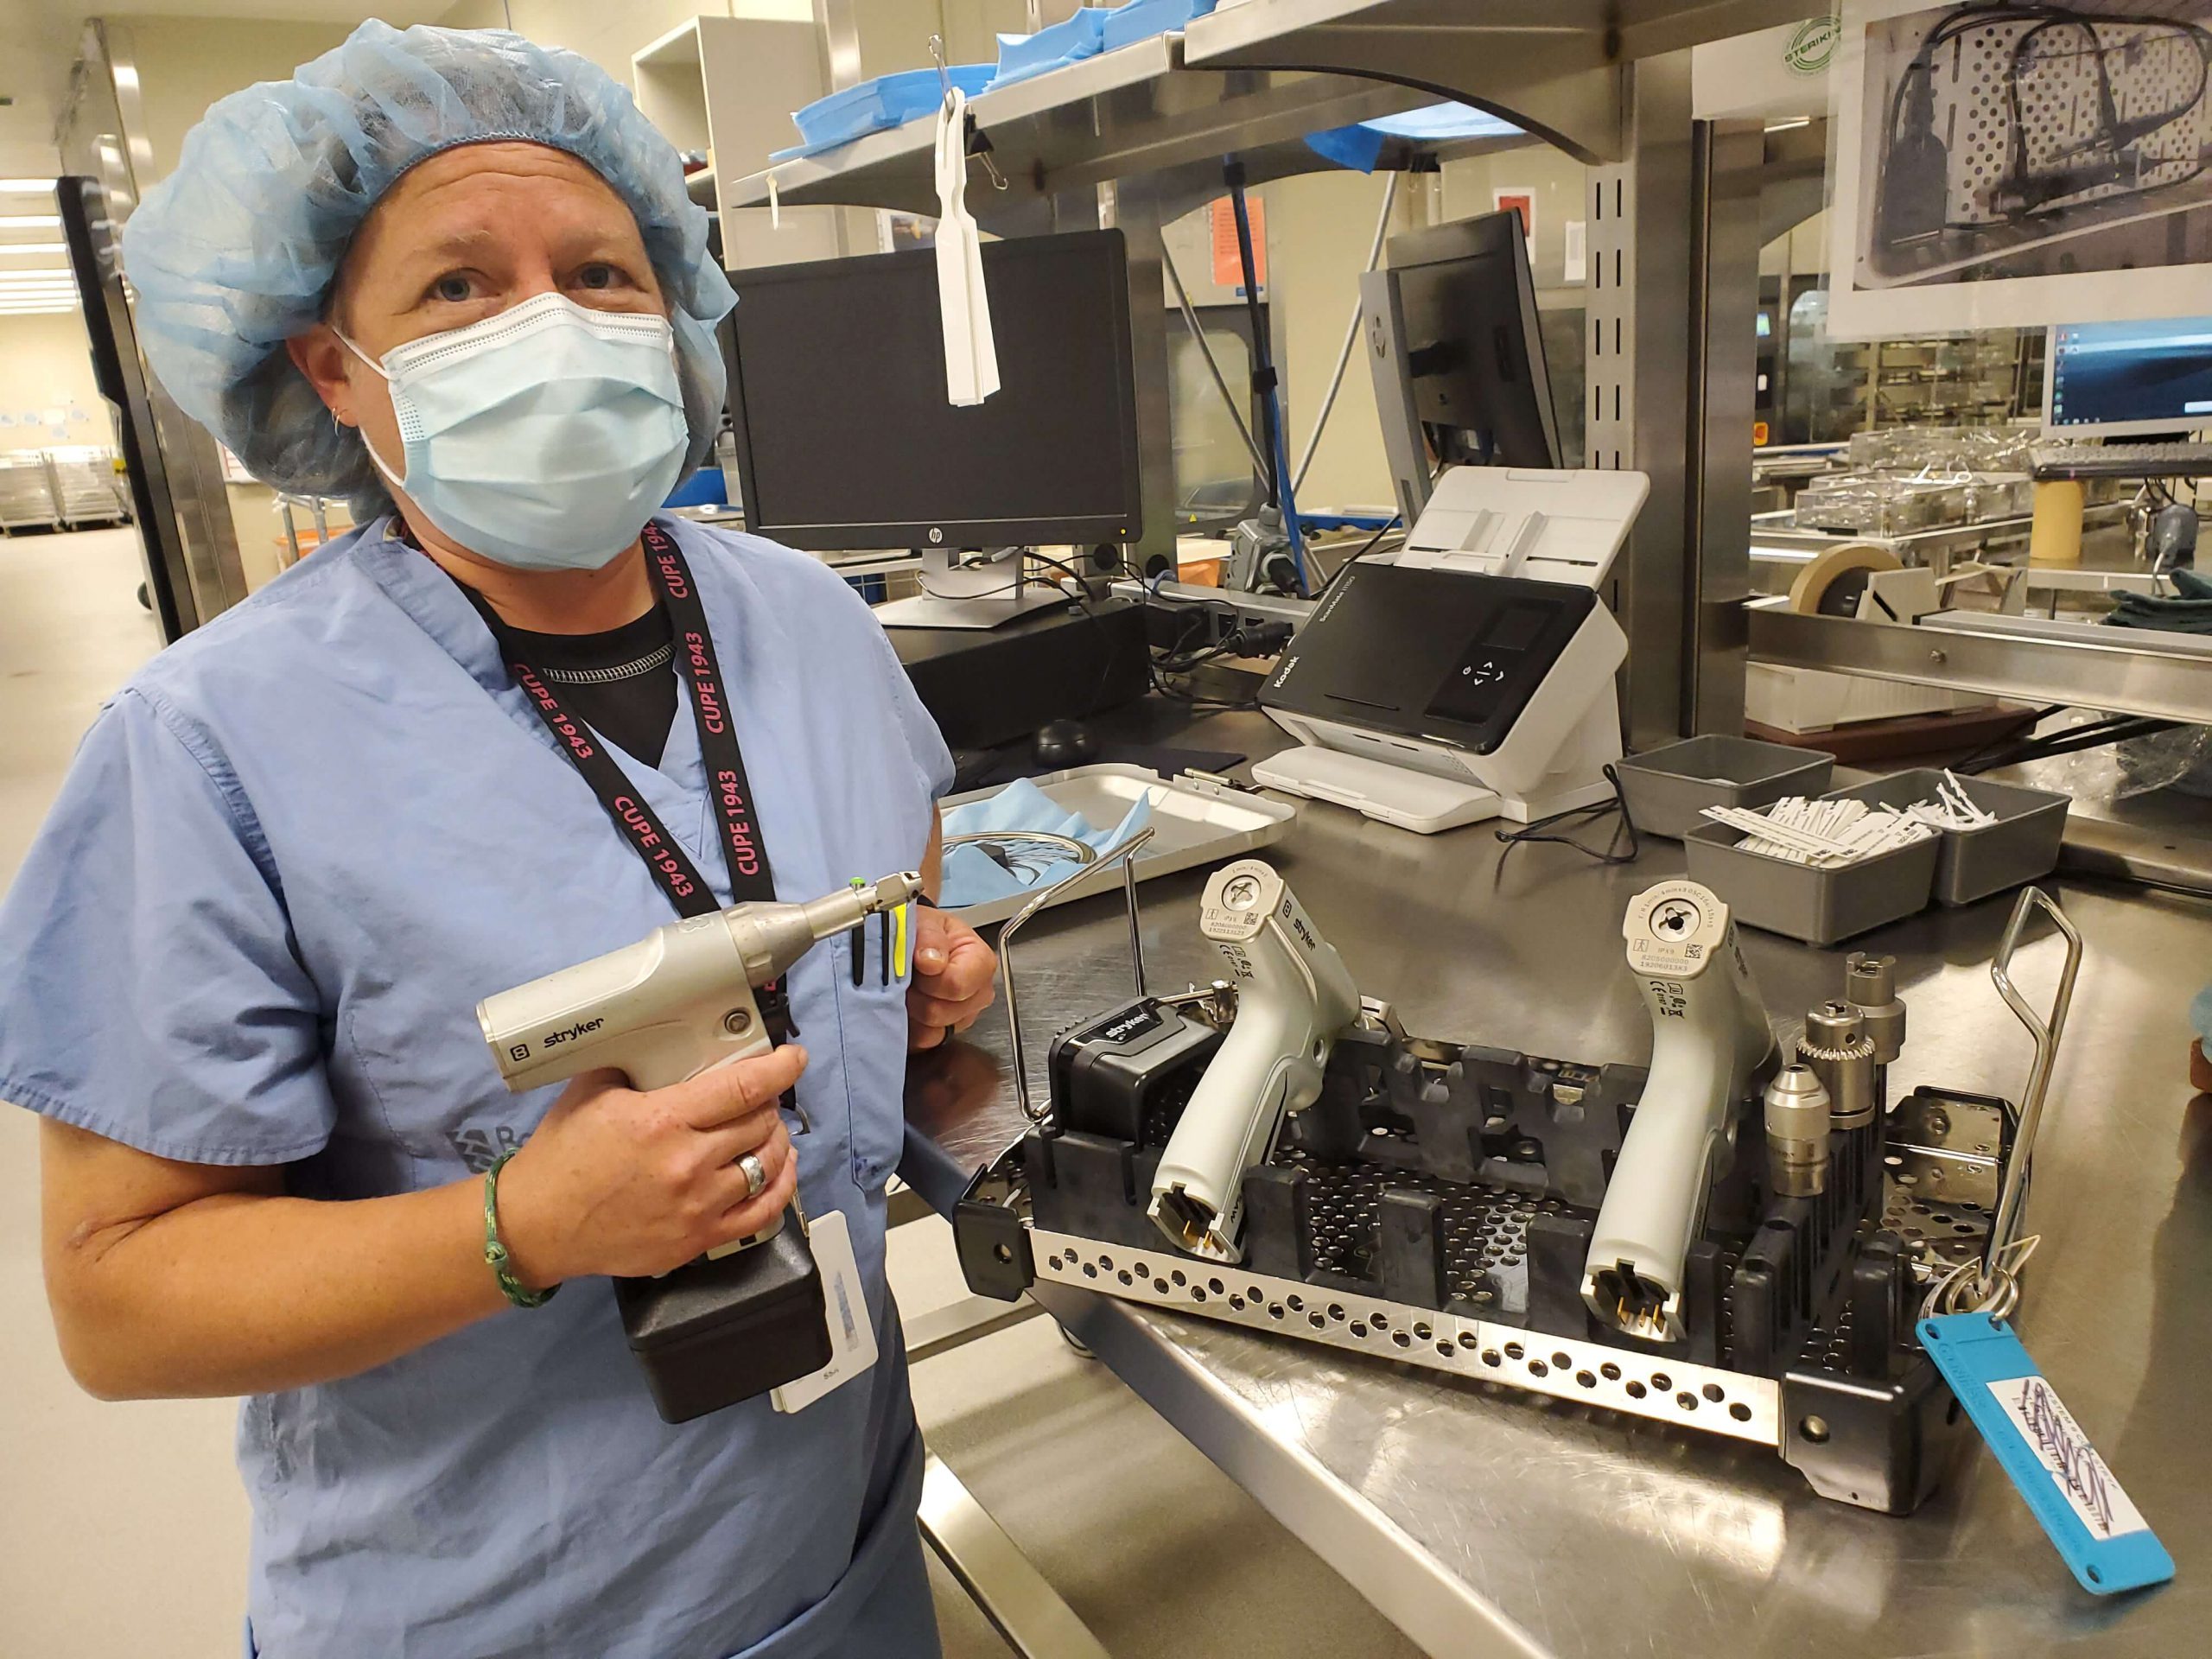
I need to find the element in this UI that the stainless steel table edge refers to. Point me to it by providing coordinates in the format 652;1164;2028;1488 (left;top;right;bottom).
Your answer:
1033;1278;1554;1659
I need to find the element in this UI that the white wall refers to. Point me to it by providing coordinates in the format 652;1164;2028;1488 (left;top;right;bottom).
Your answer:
1262;168;1414;512
435;0;1014;88
0;313;106;454
1437;143;1589;291
122;15;366;585
438;0;715;82
124;17;366;191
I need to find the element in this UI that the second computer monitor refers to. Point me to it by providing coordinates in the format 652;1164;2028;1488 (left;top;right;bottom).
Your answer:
1387;211;1561;471
2044;318;2212;438
723;229;1143;551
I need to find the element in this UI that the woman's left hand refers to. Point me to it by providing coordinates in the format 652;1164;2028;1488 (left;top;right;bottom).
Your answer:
906;907;997;1052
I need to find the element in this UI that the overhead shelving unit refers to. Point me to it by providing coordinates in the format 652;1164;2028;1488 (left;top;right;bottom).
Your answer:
728;32;1432;223
729;0;1811;220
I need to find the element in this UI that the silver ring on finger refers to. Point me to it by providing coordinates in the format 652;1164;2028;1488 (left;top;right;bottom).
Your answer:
739;1152;768;1200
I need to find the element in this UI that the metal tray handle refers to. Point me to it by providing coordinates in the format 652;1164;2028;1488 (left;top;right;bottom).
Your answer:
1973;889;2088;1309
994;826;1156;1123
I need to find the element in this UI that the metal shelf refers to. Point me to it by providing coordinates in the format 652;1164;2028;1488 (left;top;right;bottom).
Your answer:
1184;0;1808;66
729;33;1427;219
728;0;1810;219
1747;601;2212;725
1181;0;1814;159
0;453;56;531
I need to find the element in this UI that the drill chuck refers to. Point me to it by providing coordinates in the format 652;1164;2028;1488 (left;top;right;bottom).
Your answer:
1844;951;1906;1066
1764;1064;1832;1198
743;873;923;981
1800;1001;1877;1130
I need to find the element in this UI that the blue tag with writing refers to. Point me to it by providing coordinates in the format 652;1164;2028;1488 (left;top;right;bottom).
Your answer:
1920;1313;2173;1594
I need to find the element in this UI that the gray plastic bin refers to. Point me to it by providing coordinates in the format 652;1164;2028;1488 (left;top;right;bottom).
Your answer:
1819;770;2069;907
1684;819;1939;944
1614;735;1835;840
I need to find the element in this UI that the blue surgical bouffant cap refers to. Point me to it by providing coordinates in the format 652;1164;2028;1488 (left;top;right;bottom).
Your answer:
121;20;737;514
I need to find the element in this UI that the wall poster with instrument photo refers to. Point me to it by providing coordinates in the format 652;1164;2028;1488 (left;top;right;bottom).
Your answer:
1827;0;2212;336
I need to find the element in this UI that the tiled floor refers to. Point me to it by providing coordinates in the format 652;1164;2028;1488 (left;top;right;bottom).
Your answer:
0;527;1421;1659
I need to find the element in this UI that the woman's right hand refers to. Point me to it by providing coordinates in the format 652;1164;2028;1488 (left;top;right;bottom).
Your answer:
491;1046;807;1287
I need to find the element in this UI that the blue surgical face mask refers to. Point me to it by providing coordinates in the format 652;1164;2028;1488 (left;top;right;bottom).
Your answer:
339;291;690;572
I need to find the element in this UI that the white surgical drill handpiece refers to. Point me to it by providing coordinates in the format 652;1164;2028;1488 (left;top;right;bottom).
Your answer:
477;871;921;1256
1148;860;1358;1264
1582;880;1777;1343
480;871;921;1093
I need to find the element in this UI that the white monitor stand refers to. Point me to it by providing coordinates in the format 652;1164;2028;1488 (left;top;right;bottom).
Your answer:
873;546;1077;630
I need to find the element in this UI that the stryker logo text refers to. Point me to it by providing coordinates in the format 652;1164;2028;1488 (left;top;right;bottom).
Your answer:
543;1018;605;1046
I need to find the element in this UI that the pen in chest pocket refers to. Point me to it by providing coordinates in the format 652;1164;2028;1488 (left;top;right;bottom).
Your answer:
848;884;913;987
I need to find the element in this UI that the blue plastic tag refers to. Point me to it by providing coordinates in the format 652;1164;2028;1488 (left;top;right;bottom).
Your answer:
1920;1313;2173;1594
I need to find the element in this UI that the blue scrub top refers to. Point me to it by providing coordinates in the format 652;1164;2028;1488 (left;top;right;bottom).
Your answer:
0;516;955;1659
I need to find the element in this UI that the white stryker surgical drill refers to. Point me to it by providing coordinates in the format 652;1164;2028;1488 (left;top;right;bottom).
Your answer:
480;870;921;1255
1582;880;1777;1343
1148;859;1359;1264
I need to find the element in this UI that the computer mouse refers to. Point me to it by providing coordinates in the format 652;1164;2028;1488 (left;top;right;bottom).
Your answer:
1033;719;1097;769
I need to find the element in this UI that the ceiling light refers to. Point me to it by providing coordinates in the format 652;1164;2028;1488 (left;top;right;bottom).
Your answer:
0;179;56;193
0;243;67;255
0;214;60;228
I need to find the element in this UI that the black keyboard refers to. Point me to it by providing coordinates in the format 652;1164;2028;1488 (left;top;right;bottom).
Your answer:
2030;441;2212;481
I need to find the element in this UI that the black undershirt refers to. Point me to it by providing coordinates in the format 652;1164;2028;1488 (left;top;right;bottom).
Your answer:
486;601;681;767
403;514;683;764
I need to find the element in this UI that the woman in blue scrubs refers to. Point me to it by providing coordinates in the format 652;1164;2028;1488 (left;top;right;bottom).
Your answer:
0;22;998;1657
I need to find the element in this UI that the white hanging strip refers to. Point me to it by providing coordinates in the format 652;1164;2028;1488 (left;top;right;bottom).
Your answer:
932;87;1000;407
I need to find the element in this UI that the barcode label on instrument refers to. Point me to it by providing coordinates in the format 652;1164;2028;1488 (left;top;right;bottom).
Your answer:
1986;1376;2148;1541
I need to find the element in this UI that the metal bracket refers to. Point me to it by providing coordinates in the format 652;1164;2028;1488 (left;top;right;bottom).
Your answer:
997;825;1156;1122
1984;887;2082;1280
1914;887;2081;1318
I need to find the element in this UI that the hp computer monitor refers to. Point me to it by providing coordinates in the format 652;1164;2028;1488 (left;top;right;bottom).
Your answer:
723;229;1143;551
2043;318;2212;438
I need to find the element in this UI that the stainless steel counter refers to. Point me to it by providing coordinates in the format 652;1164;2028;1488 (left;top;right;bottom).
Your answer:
901;710;2212;1658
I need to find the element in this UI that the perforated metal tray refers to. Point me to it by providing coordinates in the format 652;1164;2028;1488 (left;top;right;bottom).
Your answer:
940;763;1296;927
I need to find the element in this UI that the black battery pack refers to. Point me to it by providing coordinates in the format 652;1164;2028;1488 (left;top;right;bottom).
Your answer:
614;1207;831;1424
1048;997;1223;1144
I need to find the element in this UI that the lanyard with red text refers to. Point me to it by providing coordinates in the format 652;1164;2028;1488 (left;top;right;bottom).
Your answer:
504;522;792;1036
